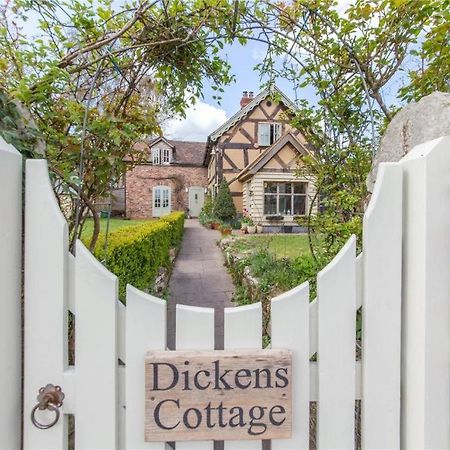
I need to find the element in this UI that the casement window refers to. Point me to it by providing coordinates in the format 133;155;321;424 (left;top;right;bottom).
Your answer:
264;182;307;215
161;147;171;164
258;123;282;146
152;148;161;165
152;147;171;165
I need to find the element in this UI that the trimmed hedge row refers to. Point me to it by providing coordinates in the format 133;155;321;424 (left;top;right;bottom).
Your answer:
88;212;185;301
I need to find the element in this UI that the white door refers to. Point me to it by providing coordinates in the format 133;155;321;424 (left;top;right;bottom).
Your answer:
188;187;205;218
152;186;171;217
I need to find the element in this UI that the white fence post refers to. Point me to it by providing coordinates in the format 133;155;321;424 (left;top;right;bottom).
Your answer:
0;138;22;450
224;303;262;450
362;163;403;449
317;236;356;450
23;160;69;450
272;283;310;450
126;285;166;450
176;304;215;450
400;137;450;449
74;241;119;449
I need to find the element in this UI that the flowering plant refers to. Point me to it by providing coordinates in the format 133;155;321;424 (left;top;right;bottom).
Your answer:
241;208;254;226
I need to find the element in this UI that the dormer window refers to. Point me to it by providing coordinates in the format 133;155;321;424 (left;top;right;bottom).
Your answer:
152;147;171;165
258;123;282;146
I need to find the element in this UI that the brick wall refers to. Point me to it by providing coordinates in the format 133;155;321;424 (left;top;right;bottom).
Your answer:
125;164;208;218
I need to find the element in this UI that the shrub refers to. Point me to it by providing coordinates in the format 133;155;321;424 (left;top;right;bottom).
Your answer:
88;212;185;301
213;179;236;221
201;194;214;217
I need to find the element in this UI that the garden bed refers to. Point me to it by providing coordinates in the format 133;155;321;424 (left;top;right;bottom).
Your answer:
220;234;326;344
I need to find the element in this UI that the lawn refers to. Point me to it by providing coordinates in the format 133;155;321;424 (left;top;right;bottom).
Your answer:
81;218;151;240
230;234;311;259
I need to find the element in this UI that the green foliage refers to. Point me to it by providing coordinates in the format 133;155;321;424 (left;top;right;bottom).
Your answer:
252;0;447;262
201;194;214;217
398;1;450;102
87;212;184;300
225;242;326;339
0;90;40;158
213;179;236;221
0;0;244;247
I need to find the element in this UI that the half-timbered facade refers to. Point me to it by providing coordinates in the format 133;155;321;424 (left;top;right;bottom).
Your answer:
205;86;316;230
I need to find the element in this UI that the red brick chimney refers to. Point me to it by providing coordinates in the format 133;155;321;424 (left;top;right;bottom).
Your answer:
240;90;254;108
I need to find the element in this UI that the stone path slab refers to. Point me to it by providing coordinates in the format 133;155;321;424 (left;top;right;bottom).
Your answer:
167;219;234;350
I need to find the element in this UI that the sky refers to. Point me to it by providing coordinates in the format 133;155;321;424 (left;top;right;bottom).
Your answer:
163;39;319;142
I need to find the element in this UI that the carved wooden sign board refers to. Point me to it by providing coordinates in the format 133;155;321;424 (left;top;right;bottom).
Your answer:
145;349;292;442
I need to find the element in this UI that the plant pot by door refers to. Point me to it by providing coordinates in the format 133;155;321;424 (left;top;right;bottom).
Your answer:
256;225;263;234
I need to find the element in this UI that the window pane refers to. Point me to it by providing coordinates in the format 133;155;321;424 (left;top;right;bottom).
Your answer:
293;196;306;215
278;183;291;194
274;123;282;141
163;190;169;207
258;123;270;146
293;183;307;194
152;148;160;164
279;195;292;215
264;182;277;194
264;195;277;214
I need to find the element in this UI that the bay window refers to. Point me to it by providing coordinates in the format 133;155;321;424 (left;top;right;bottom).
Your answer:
264;182;307;216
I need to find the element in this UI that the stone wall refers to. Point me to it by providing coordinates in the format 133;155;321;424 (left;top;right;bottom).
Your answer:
125;164;208;218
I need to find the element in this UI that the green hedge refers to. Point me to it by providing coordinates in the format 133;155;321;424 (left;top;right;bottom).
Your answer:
87;212;185;301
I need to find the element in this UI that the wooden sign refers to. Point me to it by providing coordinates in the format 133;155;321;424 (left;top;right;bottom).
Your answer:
145;349;292;442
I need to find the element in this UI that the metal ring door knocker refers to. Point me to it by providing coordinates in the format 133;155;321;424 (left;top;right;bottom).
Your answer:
31;384;65;429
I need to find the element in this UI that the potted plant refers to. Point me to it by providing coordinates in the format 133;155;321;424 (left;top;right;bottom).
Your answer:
256;223;264;234
220;224;232;236
246;218;256;234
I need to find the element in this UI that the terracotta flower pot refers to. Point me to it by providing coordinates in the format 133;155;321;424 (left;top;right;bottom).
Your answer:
221;228;232;236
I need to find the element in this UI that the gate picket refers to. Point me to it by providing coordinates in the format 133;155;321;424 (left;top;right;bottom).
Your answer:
74;242;118;449
126;285;166;449
224;303;262;450
0;138;22;449
272;283;310;450
317;236;356;450
400;137;450;448
362;163;403;449
176;304;215;450
24;160;69;450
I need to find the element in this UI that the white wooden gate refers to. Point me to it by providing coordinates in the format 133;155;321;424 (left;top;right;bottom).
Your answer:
0;136;449;449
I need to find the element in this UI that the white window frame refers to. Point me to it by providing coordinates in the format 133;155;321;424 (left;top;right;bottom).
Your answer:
152;147;161;165
263;181;308;216
162;147;171;165
258;123;282;146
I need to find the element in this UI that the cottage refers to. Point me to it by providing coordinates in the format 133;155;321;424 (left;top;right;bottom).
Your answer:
206;86;317;231
125;137;207;218
124;86;316;229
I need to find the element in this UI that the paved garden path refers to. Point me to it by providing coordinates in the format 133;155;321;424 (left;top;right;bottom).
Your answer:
167;219;234;350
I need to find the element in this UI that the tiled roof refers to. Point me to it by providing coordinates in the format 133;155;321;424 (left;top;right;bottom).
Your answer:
148;137;206;166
